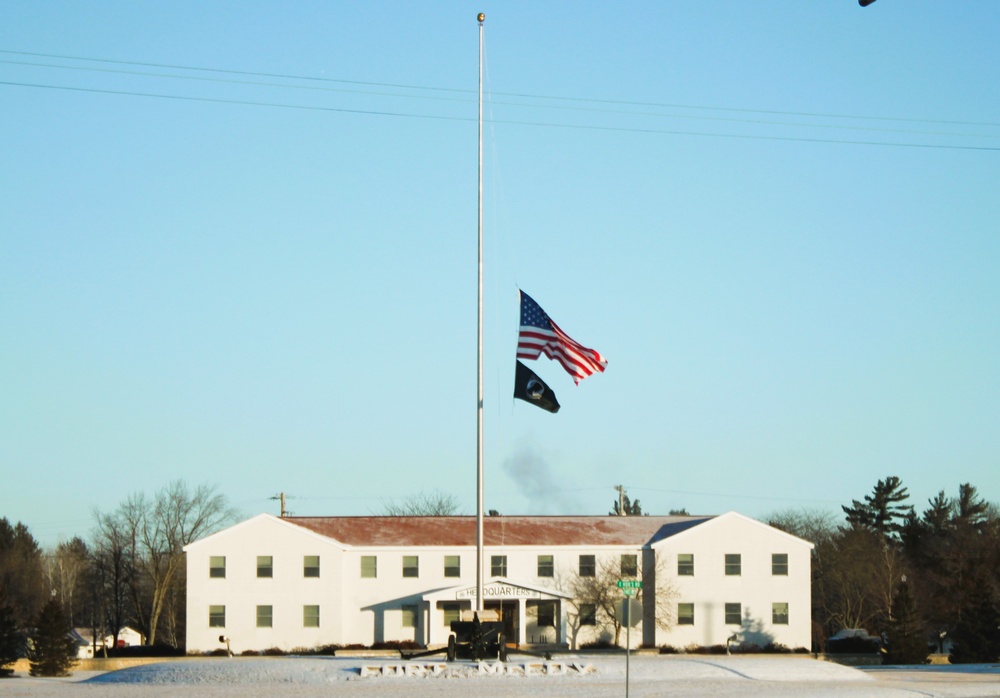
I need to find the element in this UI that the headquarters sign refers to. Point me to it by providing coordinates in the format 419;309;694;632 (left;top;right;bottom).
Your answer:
456;582;542;600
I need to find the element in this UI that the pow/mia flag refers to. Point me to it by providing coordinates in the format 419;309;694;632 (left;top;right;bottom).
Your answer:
514;360;560;413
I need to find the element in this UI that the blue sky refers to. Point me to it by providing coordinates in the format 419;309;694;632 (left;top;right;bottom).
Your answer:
2;2;998;545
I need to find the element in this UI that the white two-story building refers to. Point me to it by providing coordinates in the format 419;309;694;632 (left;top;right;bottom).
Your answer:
184;512;813;654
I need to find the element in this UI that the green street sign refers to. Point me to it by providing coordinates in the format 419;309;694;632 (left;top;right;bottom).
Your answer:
617;579;642;589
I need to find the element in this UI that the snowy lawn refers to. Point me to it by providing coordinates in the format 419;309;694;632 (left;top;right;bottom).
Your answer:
2;655;999;697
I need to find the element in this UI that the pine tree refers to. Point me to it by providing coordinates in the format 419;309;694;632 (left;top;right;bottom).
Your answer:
28;599;77;677
882;581;929;665
0;599;21;677
842;476;914;540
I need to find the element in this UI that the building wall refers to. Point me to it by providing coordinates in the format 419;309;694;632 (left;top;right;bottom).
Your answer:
185;516;346;654
652;514;813;651
336;545;639;648
185;512;812;654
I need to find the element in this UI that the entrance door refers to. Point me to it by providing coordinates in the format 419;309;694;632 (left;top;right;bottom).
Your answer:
484;600;519;648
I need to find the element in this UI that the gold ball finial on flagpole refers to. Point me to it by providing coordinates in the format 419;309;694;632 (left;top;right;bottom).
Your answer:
478;12;485;23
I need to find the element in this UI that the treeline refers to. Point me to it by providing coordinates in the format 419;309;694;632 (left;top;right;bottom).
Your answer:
0;481;237;658
769;477;1000;663
4;476;999;662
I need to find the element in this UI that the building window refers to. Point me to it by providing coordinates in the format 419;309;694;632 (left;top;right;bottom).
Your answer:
772;553;788;576
725;554;741;576
537;602;556;628
621;554;638;578
579;604;597;626
677;603;694;625
677;553;694;576
444;555;461;578
537;555;554;578
402;605;418;629
725;603;742;625
304;555;320;578
579;554;596;578
361;555;377;579
442;603;460;626
303;605;320;628
209;556;226;578
257;556;273;578
256;605;272;628
209;605;226;627
772;602;789;625
403;555;419;578
491;555;507;577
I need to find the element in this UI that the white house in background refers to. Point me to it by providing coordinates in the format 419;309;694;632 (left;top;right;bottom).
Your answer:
70;626;144;658
184;512;813;655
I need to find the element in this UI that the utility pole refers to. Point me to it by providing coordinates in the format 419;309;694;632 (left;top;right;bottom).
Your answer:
269;492;289;517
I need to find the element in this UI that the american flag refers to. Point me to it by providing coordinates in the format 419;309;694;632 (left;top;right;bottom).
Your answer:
517;290;607;384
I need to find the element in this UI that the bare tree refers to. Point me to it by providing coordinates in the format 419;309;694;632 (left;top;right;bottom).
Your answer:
561;552;676;648
380;489;460;516
566;557;626;645
765;508;839;547
93;481;239;646
92;507;136;651
43;538;91;628
813;526;903;634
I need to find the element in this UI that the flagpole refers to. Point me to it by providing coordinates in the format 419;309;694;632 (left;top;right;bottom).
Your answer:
475;10;485;614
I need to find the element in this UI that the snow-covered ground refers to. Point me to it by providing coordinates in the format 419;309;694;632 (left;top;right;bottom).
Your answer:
3;655;1000;698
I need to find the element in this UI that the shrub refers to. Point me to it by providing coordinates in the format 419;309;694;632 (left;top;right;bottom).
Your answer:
761;643;791;654
109;645;184;658
289;644;343;656
685;644;728;655
580;640;619;650
371;640;422;650
262;647;286;656
658;645;680;654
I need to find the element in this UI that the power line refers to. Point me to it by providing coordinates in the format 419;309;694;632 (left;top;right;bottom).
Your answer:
5;56;996;143
3;48;998;131
4;79;998;152
0;79;469;122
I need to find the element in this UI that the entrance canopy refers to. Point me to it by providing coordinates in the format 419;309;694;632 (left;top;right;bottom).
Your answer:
421;578;572;647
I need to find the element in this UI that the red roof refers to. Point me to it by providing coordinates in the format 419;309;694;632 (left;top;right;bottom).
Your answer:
284;515;712;548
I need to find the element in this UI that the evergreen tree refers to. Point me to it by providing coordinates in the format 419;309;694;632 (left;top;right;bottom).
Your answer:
0;519;46;629
842;476;914;541
948;593;1000;664
0;598;21;677
28;599;76;677
882;581;929;665
906;484;999;650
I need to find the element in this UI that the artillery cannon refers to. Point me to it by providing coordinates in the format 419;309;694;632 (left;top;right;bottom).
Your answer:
401;610;552;662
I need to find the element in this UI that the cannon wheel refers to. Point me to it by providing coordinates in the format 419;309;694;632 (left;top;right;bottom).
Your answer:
498;634;508;662
446;634;457;662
